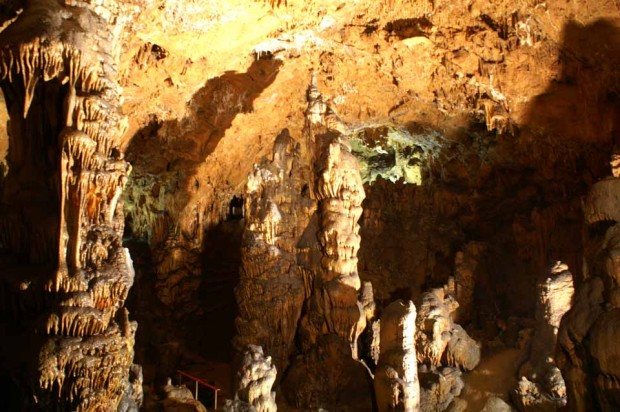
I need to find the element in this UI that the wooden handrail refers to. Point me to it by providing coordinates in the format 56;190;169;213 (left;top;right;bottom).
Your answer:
177;369;221;410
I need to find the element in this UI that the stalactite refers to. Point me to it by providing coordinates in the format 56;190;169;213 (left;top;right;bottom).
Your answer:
0;0;143;410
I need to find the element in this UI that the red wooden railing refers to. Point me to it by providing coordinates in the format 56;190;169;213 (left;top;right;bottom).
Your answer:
177;369;222;410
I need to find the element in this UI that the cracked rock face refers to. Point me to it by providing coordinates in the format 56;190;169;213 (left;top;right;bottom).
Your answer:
0;0;141;409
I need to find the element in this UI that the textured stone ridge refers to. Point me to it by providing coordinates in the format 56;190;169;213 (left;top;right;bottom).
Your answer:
0;0;141;409
277;78;373;411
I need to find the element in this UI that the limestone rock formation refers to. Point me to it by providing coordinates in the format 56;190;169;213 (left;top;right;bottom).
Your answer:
558;169;620;410
514;261;573;410
415;284;480;371
233;129;310;374
0;0;141;410
453;242;487;324
280;78;373;411
412;282;480;411
375;300;420;412
226;345;277;412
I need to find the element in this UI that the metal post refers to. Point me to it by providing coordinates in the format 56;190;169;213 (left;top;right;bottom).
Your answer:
195;381;198;400
215;390;218;410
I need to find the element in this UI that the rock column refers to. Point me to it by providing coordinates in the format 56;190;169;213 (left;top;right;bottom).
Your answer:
0;1;142;409
375;300;420;412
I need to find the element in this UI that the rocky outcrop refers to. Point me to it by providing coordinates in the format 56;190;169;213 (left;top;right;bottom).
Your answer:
0;0;142;410
375;300;420;412
514;261;573;410
226;345;277;412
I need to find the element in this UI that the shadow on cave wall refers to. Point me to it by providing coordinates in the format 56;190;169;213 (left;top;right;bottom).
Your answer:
358;18;619;330
467;18;618;323
124;58;282;386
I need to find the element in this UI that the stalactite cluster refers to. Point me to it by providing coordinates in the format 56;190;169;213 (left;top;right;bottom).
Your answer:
0;0;142;410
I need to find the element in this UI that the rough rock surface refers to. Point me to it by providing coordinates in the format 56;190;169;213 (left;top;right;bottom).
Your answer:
0;0;618;411
514;261;573;410
412;282;480;411
226;345;277;412
375;300;420;412
558;159;620;410
415;284;480;371
0;0;141;410
233;129;310;374
281;78;374;411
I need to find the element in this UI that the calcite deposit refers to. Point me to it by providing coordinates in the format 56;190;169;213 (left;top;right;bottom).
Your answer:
0;0;141;410
514;261;573;410
226;345;277;412
375;300;420;412
415;283;480;372
233;129;309;374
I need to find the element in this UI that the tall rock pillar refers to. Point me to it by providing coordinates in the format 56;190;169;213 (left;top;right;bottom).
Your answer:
0;1;142;409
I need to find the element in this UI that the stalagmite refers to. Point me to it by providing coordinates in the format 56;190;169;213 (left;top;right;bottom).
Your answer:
514;261;573;410
280;77;373;411
413;281;480;411
375;300;420;412
233;129;309;375
226;345;278;412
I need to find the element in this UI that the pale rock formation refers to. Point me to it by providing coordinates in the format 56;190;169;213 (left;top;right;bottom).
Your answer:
226;345;277;412
453;242;487;323
514;261;573;410
233;129;310;374
0;0;142;410
301;76;366;354
415;284;480;371
375;300;420;412
413;282;479;411
282;78;373;411
558;167;620;410
159;378;207;412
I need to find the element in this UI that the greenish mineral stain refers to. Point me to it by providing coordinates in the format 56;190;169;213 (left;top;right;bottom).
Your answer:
348;125;442;185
